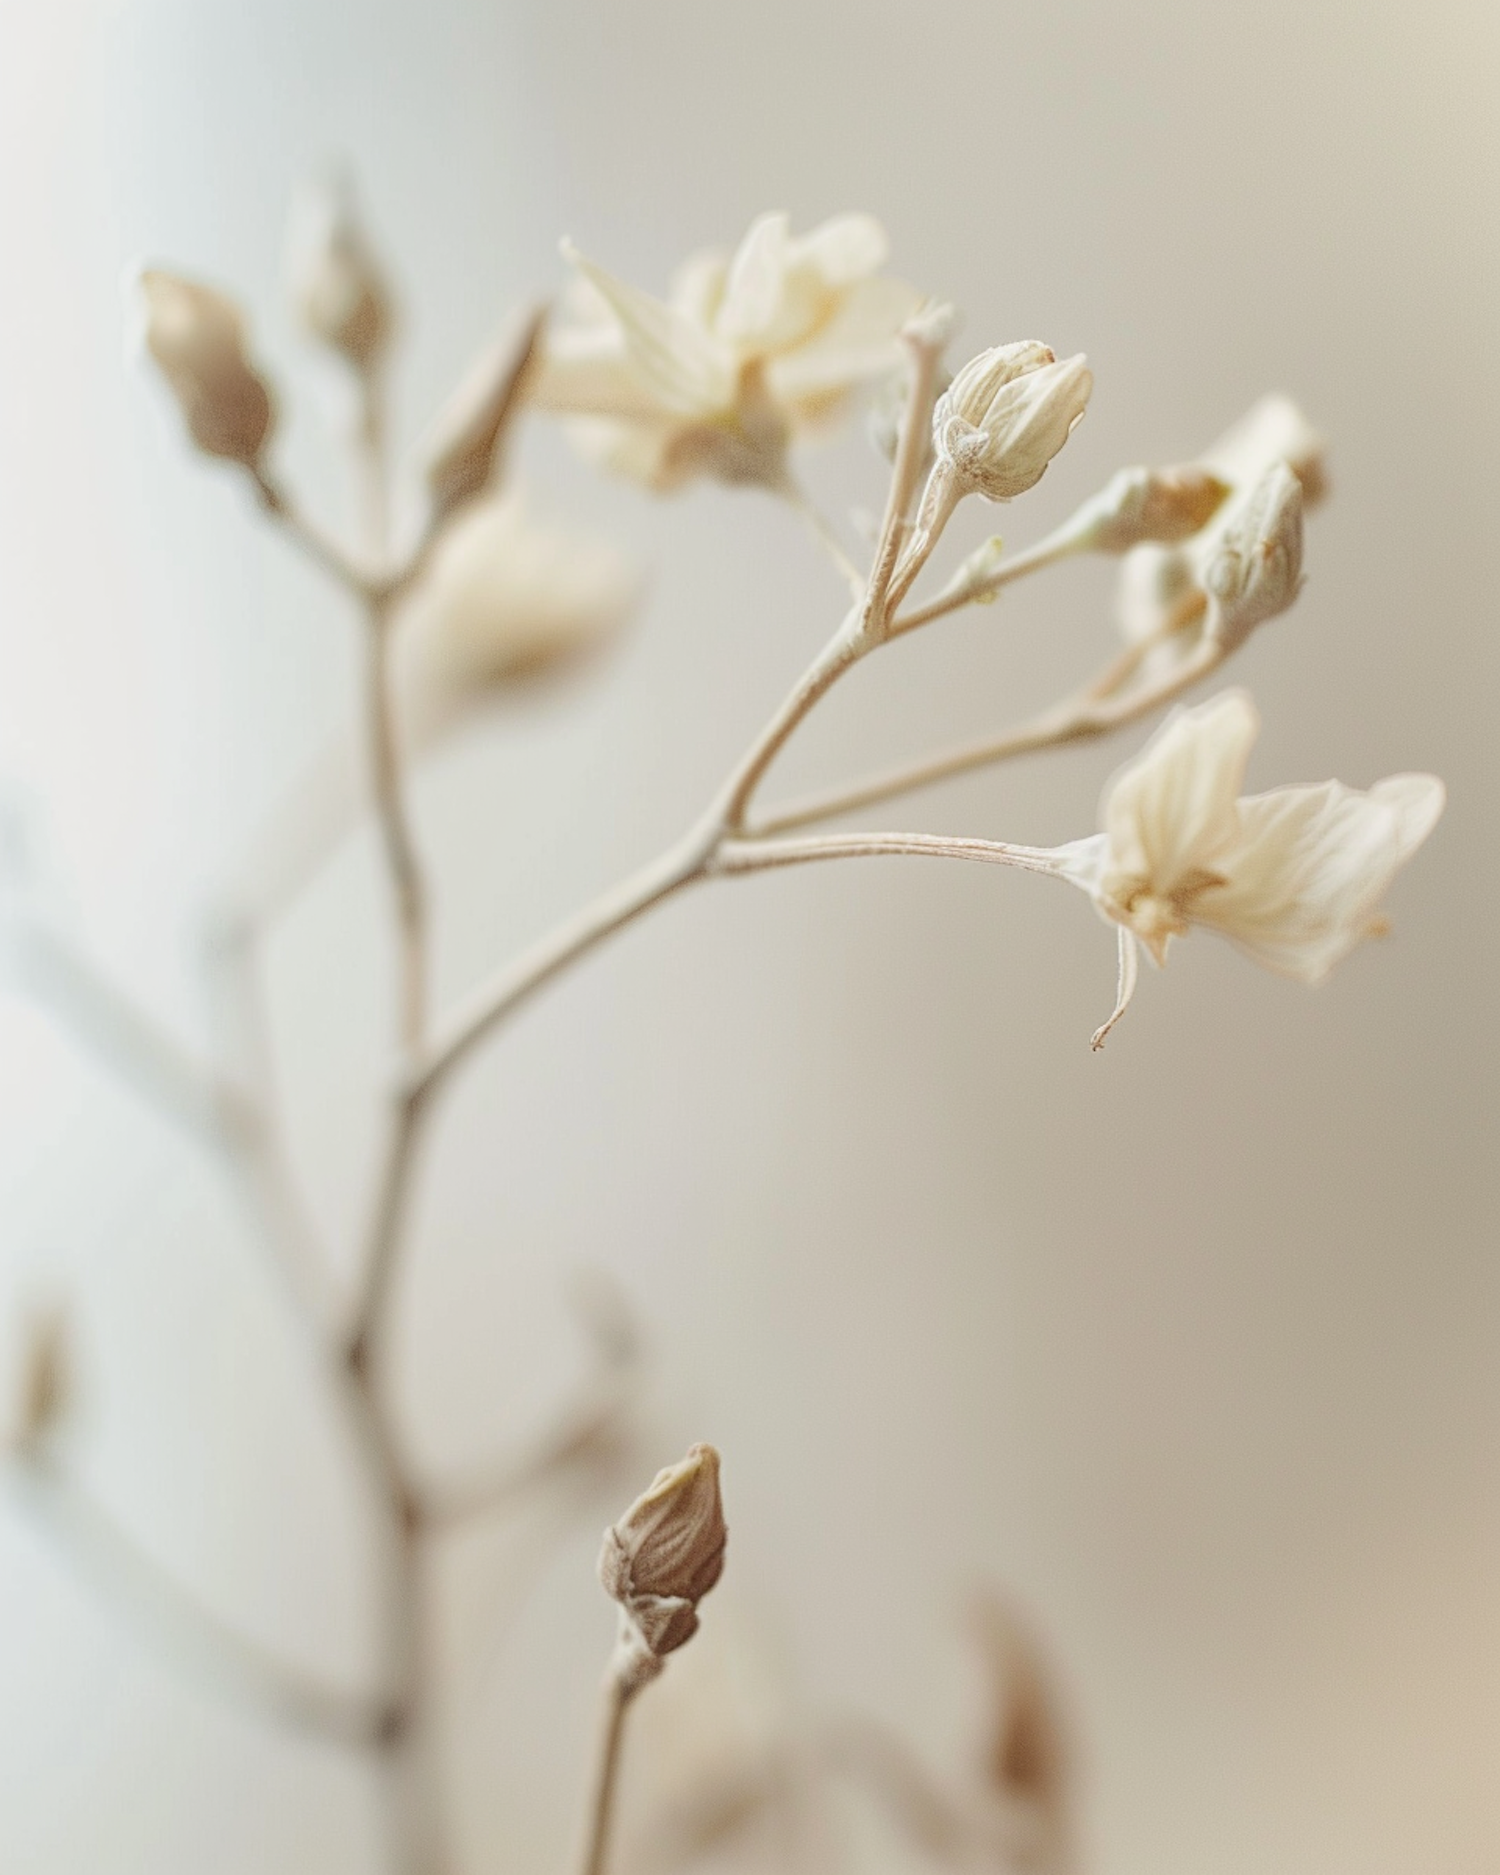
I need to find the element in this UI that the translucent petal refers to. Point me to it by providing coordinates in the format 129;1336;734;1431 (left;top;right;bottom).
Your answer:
563;244;733;415
1192;773;1444;981
1101;691;1258;892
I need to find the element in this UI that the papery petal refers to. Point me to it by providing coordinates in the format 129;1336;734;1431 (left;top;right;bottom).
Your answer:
794;212;889;284
1101;691;1258;891
1201;393;1328;508
669;248;730;328
767;275;920;408
1193;773;1444;981
563;244;733;415
716;213;793;348
529;331;696;423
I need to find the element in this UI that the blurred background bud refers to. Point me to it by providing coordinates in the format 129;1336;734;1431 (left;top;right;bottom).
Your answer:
138;270;275;466
422;304;546;519
286;170;394;370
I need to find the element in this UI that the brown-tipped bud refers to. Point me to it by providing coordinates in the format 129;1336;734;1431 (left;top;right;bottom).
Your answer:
140;271;275;467
289;173;395;369
423;305;546;520
10;1303;70;1456
933;342;1092;503
1203;459;1305;651
971;1594;1072;1841
1078;463;1230;554
600;1443;726;1678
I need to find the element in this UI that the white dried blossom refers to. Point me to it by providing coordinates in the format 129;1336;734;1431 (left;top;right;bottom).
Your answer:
1113;393;1328;668
530;213;919;492
287;172;394;368
931;342;1092;503
600;1443;726;1687
139;271;275;467
396;491;639;744
1054;691;1443;1043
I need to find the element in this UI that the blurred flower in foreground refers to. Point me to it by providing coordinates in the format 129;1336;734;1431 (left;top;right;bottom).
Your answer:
1055;691;1444;1042
531;213;919;491
1114;394;1327;672
396;491;640;746
139;271;276;467
970;1591;1073;1857
287;171;394;370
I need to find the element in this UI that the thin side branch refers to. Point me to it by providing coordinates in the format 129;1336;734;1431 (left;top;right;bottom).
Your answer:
11;1458;390;1748
745;640;1224;838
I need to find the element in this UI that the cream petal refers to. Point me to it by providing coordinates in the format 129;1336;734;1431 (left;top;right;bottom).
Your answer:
767;275;920;407
715;212;793;348
1100;690;1258;891
1201;393;1328;508
793;212;889;284
562;243;733;415
529;332;684;423
1192;773;1444;981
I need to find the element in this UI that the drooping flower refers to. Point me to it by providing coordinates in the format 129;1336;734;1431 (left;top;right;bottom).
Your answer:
395;491;640;746
1054;691;1443;1043
530;213;920;491
139;271;276;467
1113;395;1327;674
931;342;1093;503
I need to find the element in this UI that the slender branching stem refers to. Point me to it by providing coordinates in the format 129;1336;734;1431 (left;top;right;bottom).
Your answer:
888;513;1095;638
11;1457;391;1748
577;1668;638;1875
862;320;949;635
714;830;1067;879
745;641;1225;838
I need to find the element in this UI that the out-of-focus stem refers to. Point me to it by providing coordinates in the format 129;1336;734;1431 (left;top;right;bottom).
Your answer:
11;1457;389;1748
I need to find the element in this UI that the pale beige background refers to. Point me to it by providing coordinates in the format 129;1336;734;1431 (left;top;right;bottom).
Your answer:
0;1;1495;1872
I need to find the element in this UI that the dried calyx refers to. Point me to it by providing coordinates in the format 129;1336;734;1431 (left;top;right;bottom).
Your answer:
599;1443;727;1691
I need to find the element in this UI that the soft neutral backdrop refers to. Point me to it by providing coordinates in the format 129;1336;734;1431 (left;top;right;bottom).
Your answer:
0;2;1495;1872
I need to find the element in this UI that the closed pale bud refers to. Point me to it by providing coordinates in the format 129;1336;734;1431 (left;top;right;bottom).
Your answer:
600;1443;726;1676
140;271;275;466
1203;460;1305;651
289;174;394;368
1077;463;1230;553
933;342;1092;502
423;305;546;518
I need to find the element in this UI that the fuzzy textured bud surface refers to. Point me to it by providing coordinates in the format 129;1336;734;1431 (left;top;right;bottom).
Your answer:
932;342;1092;502
600;1443;726;1682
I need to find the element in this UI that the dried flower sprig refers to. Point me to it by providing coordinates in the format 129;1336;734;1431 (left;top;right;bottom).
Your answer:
3;182;1445;1875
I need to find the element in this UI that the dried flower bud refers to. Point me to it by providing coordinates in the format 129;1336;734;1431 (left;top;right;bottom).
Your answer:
933;342;1092;502
422;305;546;519
9;1303;70;1456
1076;463;1230;554
600;1443;726;1685
1203;460;1305;651
971;1593;1071;1843
288;173;394;368
140;271;275;467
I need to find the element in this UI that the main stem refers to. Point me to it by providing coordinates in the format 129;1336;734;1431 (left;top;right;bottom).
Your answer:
577;1670;636;1875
